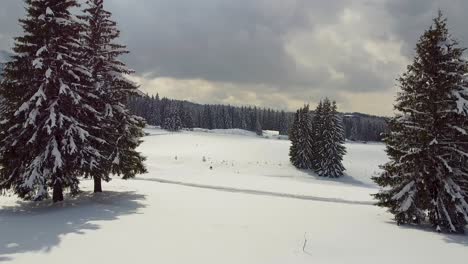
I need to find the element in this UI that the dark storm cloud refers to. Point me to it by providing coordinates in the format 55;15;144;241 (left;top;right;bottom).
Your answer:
105;0;468;91
0;0;467;115
104;0;346;87
385;0;468;56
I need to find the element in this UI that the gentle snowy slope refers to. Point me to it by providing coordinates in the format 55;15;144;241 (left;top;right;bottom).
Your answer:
139;127;385;203
1;128;467;264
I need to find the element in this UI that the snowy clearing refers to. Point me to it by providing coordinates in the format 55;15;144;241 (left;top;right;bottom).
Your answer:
1;127;468;263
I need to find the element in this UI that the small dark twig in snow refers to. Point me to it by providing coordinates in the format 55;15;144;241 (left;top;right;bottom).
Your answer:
303;232;312;256
302;233;307;251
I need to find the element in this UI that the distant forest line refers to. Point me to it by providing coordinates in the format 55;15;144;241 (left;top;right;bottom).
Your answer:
128;94;388;142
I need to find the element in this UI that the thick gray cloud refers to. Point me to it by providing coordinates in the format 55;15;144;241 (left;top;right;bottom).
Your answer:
385;0;468;56
105;0;346;87
0;0;467;115
0;0;23;49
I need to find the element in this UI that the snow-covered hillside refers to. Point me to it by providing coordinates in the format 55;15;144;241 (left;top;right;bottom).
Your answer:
1;127;467;263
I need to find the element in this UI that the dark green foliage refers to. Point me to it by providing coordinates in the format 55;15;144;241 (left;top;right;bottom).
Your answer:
162;103;183;132
372;12;468;233
289;105;314;169
289;101;346;175
0;0;104;201
255;116;263;136
311;101;324;171
128;95;387;141
81;0;147;190
314;99;346;177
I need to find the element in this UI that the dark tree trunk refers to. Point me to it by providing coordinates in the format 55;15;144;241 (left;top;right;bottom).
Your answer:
94;177;102;193
70;180;81;196
53;181;64;203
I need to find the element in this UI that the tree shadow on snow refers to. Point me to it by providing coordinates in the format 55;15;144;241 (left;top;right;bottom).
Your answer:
383;220;468;246
0;191;146;260
443;232;468;246
300;170;376;189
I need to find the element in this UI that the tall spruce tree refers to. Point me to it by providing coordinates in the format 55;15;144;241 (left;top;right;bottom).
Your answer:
289;105;314;169
81;0;146;192
373;12;468;233
315;99;346;177
0;0;106;202
162;103;182;132
311;101;324;171
255;115;263;136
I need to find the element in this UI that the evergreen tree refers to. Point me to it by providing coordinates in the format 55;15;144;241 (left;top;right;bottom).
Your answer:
202;105;213;129
350;122;359;141
0;0;105;202
315;99;346;177
373;12;468;233
180;105;194;129
255;115;263;136
311;101;324;171
162;104;182;132
153;93;161;125
278;111;289;135
125;94;389;142
289;105;314;169
81;0;146;193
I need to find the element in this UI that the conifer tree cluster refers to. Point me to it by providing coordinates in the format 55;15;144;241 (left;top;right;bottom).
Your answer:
313;99;347;177
162;104;183;132
373;12;468;233
289;99;346;177
0;0;146;202
129;95;292;135
128;94;388;141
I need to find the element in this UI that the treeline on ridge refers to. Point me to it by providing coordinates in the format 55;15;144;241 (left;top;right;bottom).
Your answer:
127;94;388;142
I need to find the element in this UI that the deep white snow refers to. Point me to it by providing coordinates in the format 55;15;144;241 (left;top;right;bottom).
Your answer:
1;127;467;264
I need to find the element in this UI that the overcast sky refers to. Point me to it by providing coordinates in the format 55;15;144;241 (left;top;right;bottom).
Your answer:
1;0;468;116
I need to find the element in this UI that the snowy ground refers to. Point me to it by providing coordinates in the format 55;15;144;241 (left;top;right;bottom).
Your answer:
1;127;468;263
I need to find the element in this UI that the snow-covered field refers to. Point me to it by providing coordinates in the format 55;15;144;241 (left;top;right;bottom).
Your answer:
1;127;467;263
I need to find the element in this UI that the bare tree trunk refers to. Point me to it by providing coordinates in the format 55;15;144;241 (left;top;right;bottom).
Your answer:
94;177;102;193
53;181;64;203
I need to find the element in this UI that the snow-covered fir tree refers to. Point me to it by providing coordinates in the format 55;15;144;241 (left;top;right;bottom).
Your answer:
255;115;263;136
278;111;289;135
0;0;106;202
81;0;146;192
373;12;468;233
289;105;314;169
180;104;194;130
311;101;324;171
314;99;346;177
162;104;182;132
